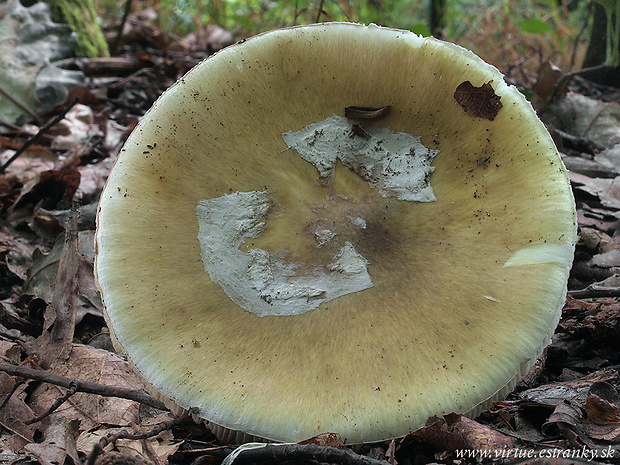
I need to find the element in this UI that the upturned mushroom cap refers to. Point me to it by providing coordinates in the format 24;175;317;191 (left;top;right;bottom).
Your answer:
95;23;577;444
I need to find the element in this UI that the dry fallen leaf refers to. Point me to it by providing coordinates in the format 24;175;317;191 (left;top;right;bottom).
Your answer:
298;432;344;448
35;212;79;367
551;93;620;149
28;344;146;431
24;416;81;465
454;81;503;121
0;341;38;448
583;382;620;443
532;61;563;102
400;413;516;454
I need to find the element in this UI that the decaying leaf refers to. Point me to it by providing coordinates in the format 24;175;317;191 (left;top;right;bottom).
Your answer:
532;61;563;102
7;169;81;224
596;144;620;174
35;212;79;366
551;93;620;149
454;81;503;120
570;172;620;212
583;382;620;443
184;23;234;51
29;344;146;432
24;416;81;465
0;342;38;448
519;372;617;408
25;229;103;323
298;432;344;448
400;413;516;455
77;412;181;465
48;104;102;151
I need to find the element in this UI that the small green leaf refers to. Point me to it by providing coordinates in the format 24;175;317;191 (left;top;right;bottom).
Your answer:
519;19;554;34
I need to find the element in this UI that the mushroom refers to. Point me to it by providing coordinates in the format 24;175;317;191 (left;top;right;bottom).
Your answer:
95;23;577;444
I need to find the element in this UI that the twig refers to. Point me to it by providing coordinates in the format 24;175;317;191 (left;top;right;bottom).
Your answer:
552;127;607;155
0;97;79;174
0;363;168;411
540;63;613;114
113;0;134;55
568;288;620;299
85;415;194;465
0;85;40;122
580;101;615;138
0;379;25;410
0;419;32;443
0;355;38;410
315;0;325;22
570;2;593;70
0;116;21;131
25;380;78;424
222;443;390;465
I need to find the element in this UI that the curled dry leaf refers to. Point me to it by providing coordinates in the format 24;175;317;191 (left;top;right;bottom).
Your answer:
583;384;620;443
541;399;586;439
454;81;503;120
400;413;516;454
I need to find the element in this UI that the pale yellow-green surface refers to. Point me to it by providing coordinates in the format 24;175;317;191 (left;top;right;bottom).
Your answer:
95;23;577;444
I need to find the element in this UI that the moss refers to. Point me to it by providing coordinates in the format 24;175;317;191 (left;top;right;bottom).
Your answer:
47;0;110;58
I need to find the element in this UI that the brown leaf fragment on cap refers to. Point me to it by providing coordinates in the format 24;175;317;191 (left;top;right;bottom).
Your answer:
454;81;503;121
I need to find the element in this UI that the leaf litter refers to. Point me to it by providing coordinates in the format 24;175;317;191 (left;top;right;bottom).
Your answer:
0;7;619;465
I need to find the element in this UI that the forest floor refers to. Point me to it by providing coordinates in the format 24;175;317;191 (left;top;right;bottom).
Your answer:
1;10;620;465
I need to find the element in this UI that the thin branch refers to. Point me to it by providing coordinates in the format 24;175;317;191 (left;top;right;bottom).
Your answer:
0;85;40;122
540;63;614;114
113;0;134;55
315;0;325;22
85;415;194;465
570;2;593;70
0;379;25;410
0;97;80;174
222;443;390;465
0;116;22;132
25;380;78;424
0;363;168;411
568;288;620;299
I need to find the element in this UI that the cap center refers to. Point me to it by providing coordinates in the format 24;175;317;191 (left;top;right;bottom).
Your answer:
195;115;439;318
